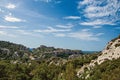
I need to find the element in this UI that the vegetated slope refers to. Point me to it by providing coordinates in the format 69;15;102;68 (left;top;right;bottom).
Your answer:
0;52;98;80
88;58;120;80
0;41;90;80
0;35;120;80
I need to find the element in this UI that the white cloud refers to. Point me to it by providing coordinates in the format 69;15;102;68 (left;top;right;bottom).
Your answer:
80;19;114;26
81;28;91;32
4;15;25;22
93;26;102;29
84;6;112;18
17;30;31;35
6;3;16;9
64;16;81;20
0;25;19;29
54;33;66;37
34;27;71;33
55;1;61;4
56;24;73;29
78;0;90;7
0;31;16;37
0;31;6;35
7;34;16;37
8;13;12;16
96;33;104;36
0;8;4;13
78;0;120;26
68;31;102;41
16;30;42;37
34;0;61;3
53;29;104;41
35;0;51;3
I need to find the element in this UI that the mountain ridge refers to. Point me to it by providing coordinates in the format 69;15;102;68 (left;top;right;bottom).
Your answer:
0;41;83;60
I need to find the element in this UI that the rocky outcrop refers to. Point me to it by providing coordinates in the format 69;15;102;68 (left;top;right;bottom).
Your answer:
0;41;30;60
33;45;83;58
0;41;82;60
90;35;120;66
77;35;120;77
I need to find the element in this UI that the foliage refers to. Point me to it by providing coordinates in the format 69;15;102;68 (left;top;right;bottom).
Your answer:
87;58;120;80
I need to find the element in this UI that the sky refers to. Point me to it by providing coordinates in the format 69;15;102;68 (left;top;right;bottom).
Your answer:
0;0;120;51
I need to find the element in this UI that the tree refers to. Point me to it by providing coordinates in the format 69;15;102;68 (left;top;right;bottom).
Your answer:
64;63;77;80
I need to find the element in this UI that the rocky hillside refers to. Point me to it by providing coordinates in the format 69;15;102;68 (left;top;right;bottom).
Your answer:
0;41;31;60
33;45;83;59
90;35;120;66
77;35;120;78
0;41;83;61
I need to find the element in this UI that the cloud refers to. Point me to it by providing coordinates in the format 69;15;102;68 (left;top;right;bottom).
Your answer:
63;16;81;20
54;1;61;4
56;24;73;29
34;0;61;3
68;31;103;41
54;33;66;37
0;8;4;13
53;29;104;41
0;31;6;35
78;0;120;26
0;25;19;29
34;27;71;33
83;5;114;18
4;15;25;22
34;0;51;3
81;28;91;32
80;19;114;26
17;30;31;35
96;33;104;36
0;31;16;37
6;3;16;9
93;26;102;29
16;30;42;37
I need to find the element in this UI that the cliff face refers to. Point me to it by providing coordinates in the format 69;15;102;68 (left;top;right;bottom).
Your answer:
97;35;120;64
90;35;120;66
77;35;120;77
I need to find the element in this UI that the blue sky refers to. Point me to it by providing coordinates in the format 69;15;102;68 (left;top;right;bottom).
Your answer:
0;0;120;51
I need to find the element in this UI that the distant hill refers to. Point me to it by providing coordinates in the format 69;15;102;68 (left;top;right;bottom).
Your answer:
33;45;83;59
0;41;83;60
82;51;99;54
0;41;31;60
